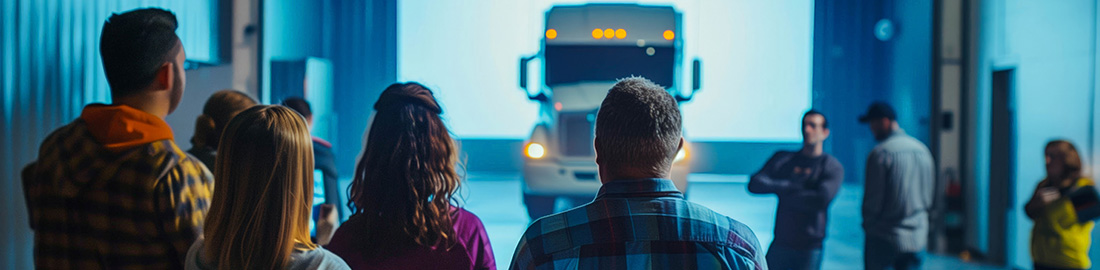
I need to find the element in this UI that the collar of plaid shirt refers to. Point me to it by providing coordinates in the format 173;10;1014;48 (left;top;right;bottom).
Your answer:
595;178;685;200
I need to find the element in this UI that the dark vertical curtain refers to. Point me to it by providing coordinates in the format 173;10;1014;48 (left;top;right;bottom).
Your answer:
325;0;398;177
0;1;218;268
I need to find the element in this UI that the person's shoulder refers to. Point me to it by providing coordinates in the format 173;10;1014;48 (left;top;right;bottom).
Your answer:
678;200;755;236
452;207;487;227
679;204;763;259
184;238;208;270
881;133;929;151
293;247;351;270
312;137;333;149
314;247;352;270
822;154;844;169
718;215;764;265
41;120;85;145
451;207;490;236
326;213;387;254
35;120;89;157
772;150;797;159
150;141;214;195
327;214;367;248
162;141;212;177
521;204;588;239
30;120;89;171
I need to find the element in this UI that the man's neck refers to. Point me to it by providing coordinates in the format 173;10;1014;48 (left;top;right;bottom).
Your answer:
113;94;168;119
876;126;901;142
600;169;668;184
799;144;823;157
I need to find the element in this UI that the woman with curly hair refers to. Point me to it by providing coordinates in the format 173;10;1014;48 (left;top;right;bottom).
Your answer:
326;82;495;270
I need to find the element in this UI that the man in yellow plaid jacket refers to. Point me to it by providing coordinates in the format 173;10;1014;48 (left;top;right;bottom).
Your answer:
22;8;214;270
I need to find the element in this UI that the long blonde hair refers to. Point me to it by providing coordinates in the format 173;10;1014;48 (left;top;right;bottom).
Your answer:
203;105;316;269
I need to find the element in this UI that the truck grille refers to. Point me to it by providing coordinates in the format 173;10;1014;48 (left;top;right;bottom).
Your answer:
559;111;596;157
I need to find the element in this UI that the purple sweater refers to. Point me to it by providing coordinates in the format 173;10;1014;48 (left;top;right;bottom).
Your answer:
748;151;844;249
325;207;495;270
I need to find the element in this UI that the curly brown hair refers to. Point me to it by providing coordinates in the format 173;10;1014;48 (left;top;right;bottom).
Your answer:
348;82;462;254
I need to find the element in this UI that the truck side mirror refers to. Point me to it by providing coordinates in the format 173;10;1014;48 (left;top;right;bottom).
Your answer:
519;55;547;101
520;56;533;90
692;59;701;93
676;59;702;102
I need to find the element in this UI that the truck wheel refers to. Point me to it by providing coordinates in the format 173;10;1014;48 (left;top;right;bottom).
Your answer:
524;194;556;221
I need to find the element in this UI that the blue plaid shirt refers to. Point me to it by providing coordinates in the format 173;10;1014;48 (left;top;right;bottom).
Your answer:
509;178;767;270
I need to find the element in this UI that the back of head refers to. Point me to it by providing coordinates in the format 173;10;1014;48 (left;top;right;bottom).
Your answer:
203;105;316;269
349;82;460;254
595;77;682;178
100;8;180;98
192;90;257;149
281;97;313;119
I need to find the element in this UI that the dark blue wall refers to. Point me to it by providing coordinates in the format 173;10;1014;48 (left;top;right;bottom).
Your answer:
812;0;932;184
263;0;398;176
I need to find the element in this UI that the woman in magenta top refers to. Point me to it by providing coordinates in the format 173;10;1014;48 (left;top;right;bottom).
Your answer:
325;82;495;270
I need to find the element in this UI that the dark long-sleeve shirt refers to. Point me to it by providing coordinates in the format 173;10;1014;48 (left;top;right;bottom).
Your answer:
749;151;844;249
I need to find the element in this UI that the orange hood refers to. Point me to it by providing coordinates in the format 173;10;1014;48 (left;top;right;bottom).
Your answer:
79;104;174;150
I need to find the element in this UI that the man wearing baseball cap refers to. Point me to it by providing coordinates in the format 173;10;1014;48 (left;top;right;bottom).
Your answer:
859;102;935;270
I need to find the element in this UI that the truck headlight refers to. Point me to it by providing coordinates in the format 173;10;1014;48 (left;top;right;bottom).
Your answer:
526;142;546;159
674;147;689;163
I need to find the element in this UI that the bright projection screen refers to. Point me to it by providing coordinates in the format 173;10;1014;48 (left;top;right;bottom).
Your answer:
399;0;813;142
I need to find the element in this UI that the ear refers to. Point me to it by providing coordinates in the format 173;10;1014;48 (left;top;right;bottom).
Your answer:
677;137;684;152
152;62;176;91
823;128;831;139
876;118;889;129
594;136;604;165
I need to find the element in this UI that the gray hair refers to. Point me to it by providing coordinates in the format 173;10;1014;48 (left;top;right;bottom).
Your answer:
595;77;682;176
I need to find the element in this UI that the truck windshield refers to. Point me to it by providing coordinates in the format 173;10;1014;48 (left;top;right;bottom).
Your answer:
545;45;674;87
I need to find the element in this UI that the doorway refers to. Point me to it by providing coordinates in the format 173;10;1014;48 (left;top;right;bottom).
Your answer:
988;68;1016;265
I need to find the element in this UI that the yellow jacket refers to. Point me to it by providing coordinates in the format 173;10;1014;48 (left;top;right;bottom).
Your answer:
1030;178;1095;269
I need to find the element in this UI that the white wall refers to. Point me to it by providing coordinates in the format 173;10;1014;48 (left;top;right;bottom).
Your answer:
165;64;238;150
398;0;813;141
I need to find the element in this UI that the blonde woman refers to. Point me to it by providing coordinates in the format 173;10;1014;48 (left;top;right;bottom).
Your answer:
1025;140;1096;270
185;105;349;270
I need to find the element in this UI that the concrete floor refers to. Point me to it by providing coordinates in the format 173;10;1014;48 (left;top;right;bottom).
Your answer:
457;172;1006;270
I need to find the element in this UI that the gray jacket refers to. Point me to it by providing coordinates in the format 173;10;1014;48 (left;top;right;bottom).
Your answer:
862;130;935;252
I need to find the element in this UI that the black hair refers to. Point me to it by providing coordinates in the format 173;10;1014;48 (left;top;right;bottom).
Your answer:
803;110;829;129
595;77;682;175
99;8;180;98
281;97;313;119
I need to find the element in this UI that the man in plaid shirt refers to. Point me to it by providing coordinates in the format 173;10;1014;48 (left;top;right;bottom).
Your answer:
509;77;767;270
22;8;214;269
